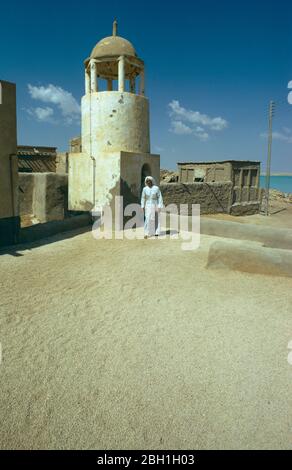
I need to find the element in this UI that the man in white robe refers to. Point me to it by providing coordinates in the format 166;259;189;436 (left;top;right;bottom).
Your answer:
141;176;164;238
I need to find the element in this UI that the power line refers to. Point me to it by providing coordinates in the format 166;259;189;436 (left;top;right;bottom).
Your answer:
264;100;276;216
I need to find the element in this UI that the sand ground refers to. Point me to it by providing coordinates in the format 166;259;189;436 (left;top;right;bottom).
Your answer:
204;197;292;228
1;227;292;450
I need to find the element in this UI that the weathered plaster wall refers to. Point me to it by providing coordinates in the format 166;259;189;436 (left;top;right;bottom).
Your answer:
56;152;69;173
69;136;82;153
69;90;158;214
68;153;95;211
161;182;260;215
233;186;260;204
19;173;35;215
120;152;160;205
0;81;18;219
19;173;68;223
178;162;232;183
69;150;159;212
161;182;233;214
68;151;121;211
93;151;121;210
0;80;19;245
34;173;68;223
81;91;150;155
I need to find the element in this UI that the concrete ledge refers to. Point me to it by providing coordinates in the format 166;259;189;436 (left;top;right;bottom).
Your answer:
230;202;260;216
19;213;92;244
207;240;292;278
200;218;292;250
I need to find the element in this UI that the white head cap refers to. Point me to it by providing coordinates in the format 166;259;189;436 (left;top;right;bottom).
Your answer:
145;175;156;185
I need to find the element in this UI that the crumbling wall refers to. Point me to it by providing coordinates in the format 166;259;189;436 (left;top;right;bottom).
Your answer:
18;173;35;215
56;152;69;173
161;182;233;214
19;173;68;223
69;136;81;153
121;151;160;206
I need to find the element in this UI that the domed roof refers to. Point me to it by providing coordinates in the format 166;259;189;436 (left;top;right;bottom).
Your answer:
90;20;137;59
90;35;136;59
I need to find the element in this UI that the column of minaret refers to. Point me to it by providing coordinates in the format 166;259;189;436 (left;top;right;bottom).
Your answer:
85;20;145;95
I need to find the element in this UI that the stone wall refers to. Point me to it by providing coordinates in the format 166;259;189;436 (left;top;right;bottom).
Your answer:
19;173;34;215
178;162;232;183
161;182;233;214
19;173;69;223
18;175;260;229
121;151;160;206
56;152;69;173
0;80;19;246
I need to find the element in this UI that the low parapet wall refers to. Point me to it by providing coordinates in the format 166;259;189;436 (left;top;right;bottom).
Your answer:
161;182;232;214
19;172;68;223
160;182;260;215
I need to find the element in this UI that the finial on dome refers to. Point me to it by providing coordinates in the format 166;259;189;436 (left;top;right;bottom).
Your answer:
113;19;118;36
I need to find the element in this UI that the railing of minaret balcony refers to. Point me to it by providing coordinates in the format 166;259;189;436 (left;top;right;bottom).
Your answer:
86;56;145;95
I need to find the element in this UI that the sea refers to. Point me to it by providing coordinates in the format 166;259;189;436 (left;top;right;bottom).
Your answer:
260;175;292;194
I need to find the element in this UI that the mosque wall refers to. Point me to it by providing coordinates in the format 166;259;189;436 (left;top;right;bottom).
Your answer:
68;151;121;211
120;152;160;206
68;150;159;211
81;91;150;156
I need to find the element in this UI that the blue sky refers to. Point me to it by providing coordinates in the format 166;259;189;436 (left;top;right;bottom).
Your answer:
1;0;292;171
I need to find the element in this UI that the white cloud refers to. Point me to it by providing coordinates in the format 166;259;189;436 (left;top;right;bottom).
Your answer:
154;145;165;152
168;100;228;141
260;128;292;143
170;119;210;141
170;120;193;135
28;84;80;124
26;106;55;123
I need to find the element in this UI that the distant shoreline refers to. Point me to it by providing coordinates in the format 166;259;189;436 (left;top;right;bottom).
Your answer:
261;173;292;176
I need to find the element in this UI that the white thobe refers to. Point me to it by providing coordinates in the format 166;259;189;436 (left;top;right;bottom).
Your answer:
141;185;164;236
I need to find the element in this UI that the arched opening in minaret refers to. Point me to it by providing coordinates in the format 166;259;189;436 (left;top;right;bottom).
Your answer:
141;163;151;194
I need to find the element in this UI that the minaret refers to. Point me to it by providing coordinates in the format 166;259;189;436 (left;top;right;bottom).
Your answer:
82;20;149;156
68;21;159;212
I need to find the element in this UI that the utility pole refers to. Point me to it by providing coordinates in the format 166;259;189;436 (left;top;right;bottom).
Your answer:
264;100;275;216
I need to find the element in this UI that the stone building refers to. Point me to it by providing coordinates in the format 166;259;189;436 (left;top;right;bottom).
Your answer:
178;160;259;185
68;21;160;214
161;160;261;215
177;160;260;213
0;80;19;246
